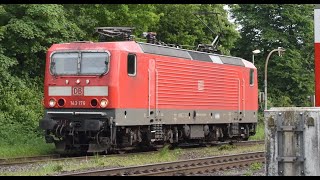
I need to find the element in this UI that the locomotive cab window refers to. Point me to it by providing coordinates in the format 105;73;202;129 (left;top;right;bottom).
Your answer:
127;54;136;76
50;51;109;75
249;69;254;86
80;52;109;75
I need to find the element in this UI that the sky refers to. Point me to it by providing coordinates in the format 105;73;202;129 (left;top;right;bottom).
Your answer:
223;5;242;31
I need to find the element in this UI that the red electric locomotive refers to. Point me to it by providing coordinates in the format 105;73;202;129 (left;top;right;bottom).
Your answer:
40;27;258;153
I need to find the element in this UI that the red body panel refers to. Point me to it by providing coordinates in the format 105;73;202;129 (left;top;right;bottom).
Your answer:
44;41;258;112
155;57;257;110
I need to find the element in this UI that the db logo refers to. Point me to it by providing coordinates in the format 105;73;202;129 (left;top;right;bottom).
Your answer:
72;87;83;96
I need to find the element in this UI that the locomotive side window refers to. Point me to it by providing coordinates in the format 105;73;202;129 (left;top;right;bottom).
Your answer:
127;54;136;76
249;69;254;86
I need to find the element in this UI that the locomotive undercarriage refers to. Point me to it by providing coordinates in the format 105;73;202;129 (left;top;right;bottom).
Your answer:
41;113;256;153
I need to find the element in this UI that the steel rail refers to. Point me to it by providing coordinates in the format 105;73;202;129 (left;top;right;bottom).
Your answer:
59;151;265;176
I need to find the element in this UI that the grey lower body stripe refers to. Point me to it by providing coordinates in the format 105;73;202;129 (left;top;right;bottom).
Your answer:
45;108;257;126
114;109;257;126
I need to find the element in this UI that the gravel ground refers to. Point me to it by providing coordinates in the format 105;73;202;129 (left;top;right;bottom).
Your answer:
0;159;123;176
57;163;266;176
0;144;265;176
189;165;266;176
0;160;266;176
0;164;40;173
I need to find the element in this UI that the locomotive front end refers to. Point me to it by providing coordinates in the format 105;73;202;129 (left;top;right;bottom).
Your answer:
40;43;115;153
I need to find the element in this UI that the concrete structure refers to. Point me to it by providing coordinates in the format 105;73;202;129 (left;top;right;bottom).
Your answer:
265;107;320;176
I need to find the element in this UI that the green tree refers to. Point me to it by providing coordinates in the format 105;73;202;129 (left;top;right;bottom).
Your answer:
153;4;239;54
0;4;85;144
63;4;160;41
1;4;85;79
63;4;238;54
230;4;314;107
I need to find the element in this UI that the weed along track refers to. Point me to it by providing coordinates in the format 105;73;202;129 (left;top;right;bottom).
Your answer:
0;141;263;167
58;151;265;176
0;151;154;167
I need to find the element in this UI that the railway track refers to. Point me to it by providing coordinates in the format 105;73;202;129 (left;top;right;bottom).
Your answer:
59;151;265;176
0;140;264;167
0;154;60;166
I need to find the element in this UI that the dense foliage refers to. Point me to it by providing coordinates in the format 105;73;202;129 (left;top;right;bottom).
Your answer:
230;4;314;108
0;4;315;146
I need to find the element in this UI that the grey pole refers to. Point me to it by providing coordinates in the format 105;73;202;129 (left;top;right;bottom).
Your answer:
252;54;255;64
264;47;285;110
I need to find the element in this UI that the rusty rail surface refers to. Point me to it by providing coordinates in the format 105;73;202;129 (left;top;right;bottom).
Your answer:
0;154;60;166
59;151;265;176
0;140;264;167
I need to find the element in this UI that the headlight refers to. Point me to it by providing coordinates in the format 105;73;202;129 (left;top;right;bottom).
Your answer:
49;99;56;107
100;99;108;108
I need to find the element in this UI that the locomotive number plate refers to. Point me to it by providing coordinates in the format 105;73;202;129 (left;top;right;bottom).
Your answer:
72;87;83;96
71;101;86;106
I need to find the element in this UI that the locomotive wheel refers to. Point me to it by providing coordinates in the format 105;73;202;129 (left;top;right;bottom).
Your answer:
242;137;249;141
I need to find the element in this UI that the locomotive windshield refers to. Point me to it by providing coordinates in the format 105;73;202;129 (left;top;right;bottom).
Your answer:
50;52;109;75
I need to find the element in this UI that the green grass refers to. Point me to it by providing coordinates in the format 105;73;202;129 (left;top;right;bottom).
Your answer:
244;171;253;176
243;162;263;176
218;144;236;151
0;136;55;158
249;123;265;141
0;143;265;176
249;162;263;171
